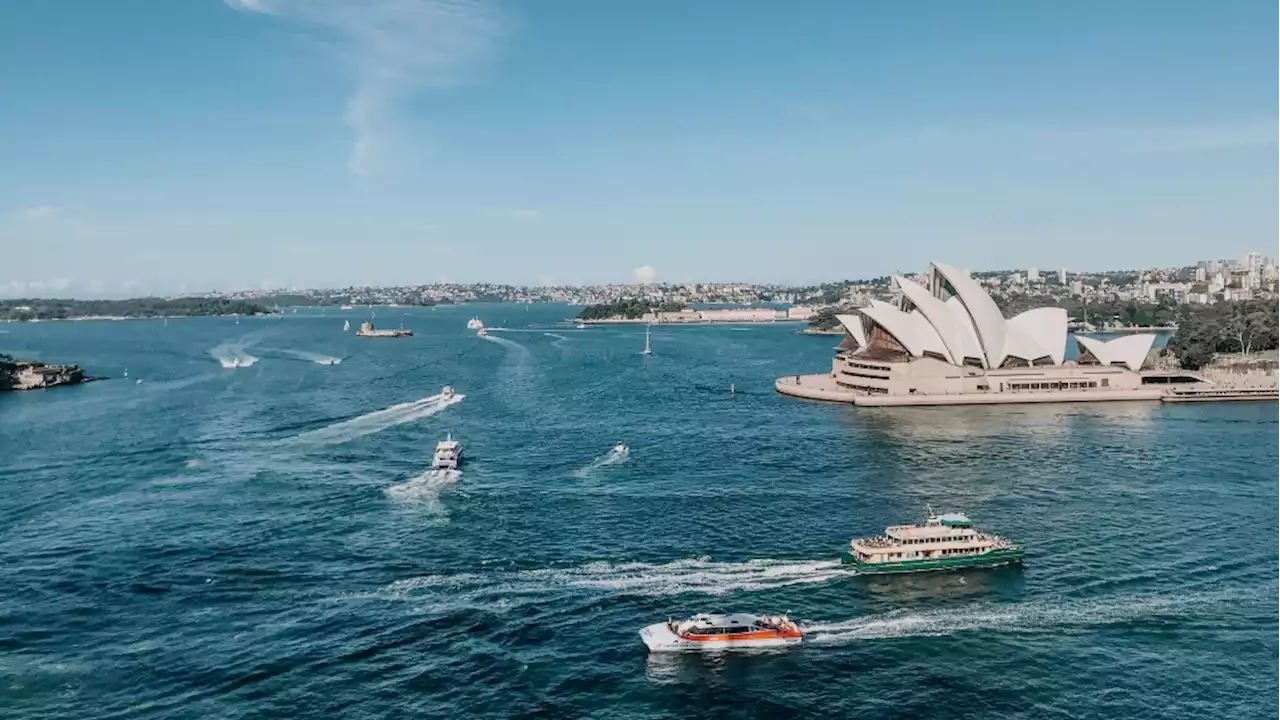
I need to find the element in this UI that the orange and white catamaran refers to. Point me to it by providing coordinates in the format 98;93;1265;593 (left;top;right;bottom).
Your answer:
640;613;802;652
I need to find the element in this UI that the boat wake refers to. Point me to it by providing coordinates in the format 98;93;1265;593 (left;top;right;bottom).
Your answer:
209;342;259;368
277;349;342;365
480;333;525;349
573;446;630;478
292;392;464;444
802;588;1263;646
385;469;461;513
382;557;854;607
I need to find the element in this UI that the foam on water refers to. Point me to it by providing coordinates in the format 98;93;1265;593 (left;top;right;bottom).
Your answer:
385;469;461;514
382;557;856;607
209;340;260;368
573;446;630;478
276;348;342;365
292;392;464;444
802;587;1270;645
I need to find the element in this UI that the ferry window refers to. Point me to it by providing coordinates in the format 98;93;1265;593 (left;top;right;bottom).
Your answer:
1101;378;1109;388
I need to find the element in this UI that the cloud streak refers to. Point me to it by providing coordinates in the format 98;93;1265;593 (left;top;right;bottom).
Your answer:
226;0;502;177
23;205;60;221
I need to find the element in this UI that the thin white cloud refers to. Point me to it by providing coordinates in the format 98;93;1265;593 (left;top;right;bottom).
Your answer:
633;265;657;284
226;0;503;177
23;205;60;221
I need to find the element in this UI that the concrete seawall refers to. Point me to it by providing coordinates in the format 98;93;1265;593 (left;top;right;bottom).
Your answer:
774;374;858;403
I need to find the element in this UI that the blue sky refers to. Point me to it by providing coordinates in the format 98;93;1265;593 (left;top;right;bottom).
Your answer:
1;0;1275;296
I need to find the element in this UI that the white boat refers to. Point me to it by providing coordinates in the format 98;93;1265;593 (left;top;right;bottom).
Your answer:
575;323;586;329
477;327;488;338
640;325;653;355
466;317;484;330
441;385;457;400
613;442;629;455
432;433;461;470
340;305;355;310
343;320;350;332
640;613;802;652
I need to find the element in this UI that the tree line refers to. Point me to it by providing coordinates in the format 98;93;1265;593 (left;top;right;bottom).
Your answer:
0;297;271;321
1167;299;1278;369
576;299;684;320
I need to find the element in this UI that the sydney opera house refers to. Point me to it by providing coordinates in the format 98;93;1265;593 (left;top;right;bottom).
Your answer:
776;261;1198;406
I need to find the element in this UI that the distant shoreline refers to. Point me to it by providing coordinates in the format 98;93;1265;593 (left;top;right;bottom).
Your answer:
575;318;807;326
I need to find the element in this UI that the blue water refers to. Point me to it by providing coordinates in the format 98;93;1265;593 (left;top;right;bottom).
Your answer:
1;305;1276;719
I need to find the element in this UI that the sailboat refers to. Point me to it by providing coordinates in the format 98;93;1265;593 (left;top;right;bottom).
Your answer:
640;325;653;355
343;319;351;332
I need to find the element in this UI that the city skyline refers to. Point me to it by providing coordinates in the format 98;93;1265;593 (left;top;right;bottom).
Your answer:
2;1;1276;295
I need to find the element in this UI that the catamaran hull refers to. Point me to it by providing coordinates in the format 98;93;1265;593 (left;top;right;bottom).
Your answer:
639;623;801;652
843;547;1025;574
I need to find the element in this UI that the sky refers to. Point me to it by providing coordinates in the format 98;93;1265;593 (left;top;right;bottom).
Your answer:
1;0;1276;297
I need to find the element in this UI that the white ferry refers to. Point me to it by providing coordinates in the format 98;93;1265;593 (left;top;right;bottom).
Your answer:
843;506;1024;574
432;433;461;470
641;613;802;652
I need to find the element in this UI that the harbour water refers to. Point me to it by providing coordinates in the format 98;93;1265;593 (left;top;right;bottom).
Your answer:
1;305;1276;719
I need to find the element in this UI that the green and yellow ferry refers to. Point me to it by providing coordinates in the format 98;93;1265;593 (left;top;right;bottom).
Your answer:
842;507;1024;574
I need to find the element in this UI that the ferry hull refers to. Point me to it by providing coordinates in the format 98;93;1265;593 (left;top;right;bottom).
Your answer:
843;547;1024;574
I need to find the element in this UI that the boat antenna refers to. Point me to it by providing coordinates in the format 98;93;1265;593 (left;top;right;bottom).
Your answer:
924;502;935;519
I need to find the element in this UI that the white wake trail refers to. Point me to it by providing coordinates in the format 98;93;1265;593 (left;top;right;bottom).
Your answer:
801;590;1256;646
386;469;461;514
382;557;855;608
294;392;464;444
209;343;259;368
277;348;342;365
573;446;630;478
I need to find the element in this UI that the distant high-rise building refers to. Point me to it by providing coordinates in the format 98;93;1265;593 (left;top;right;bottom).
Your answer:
1069;280;1084;296
1194;267;1206;283
1246;251;1262;273
1027;267;1040;282
1057;268;1066;285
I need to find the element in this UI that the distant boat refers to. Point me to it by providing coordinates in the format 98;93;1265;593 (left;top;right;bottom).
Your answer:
343;320;350;332
467;317;484;330
640;325;653;355
340;305;355;311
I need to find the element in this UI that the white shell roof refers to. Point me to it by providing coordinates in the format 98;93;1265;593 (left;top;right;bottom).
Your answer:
835;314;867;349
850;262;1069;369
1075;334;1157;372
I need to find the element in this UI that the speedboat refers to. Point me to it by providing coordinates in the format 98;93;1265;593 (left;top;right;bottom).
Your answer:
477;327;488;338
575;322;586;329
466;317;484;330
441;385;456;400
432;434;461;470
640;613;802;652
613;442;629;454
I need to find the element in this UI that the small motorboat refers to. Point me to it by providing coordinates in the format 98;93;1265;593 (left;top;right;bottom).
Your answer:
441;385;457;400
466;317;484;330
477;327;488;338
432;433;461;470
575;322;586;329
613;442;629;455
640;613;802;652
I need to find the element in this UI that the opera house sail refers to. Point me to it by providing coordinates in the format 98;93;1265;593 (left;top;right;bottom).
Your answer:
777;261;1198;407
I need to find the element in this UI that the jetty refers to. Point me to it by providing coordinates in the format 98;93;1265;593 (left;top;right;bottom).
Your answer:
355;320;412;338
1;356;91;391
